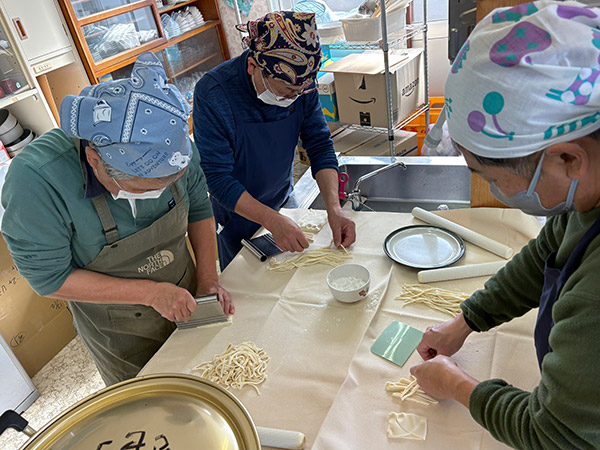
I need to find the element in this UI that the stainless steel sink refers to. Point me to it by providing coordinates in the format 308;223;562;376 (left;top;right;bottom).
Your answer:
293;156;471;213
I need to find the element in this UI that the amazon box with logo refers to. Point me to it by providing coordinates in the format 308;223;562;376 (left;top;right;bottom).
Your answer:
0;236;76;377
322;49;423;128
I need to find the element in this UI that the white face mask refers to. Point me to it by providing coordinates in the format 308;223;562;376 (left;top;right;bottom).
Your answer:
253;70;297;108
111;178;166;218
111;187;166;201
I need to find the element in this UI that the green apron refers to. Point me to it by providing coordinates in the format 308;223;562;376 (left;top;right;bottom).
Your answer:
69;182;196;386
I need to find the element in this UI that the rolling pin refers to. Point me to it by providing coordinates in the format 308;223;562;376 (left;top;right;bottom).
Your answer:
257;426;306;449
418;261;507;283
411;207;514;259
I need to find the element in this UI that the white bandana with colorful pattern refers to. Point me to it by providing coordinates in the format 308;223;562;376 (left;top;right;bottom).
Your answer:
444;0;600;158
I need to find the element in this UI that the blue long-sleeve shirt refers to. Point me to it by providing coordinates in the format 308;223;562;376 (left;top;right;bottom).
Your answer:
192;50;338;212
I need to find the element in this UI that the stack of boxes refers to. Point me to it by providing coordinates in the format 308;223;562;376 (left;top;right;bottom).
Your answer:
305;46;422;162
321;49;424;129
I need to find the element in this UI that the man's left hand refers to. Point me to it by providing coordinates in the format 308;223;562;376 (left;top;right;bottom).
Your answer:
410;355;479;407
197;280;235;316
328;209;356;248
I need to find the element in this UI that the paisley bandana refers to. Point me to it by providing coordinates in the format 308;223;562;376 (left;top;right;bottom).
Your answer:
237;11;322;87
438;1;600;158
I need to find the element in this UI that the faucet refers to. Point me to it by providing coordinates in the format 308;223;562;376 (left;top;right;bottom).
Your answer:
343;160;407;211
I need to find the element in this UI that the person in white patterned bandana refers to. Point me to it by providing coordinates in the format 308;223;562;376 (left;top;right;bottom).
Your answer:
1;53;233;386
412;2;600;448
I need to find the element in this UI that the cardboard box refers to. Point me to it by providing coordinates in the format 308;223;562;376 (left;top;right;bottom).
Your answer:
0;236;76;377
345;130;418;157
322;49;424;128
317;72;339;122
331;127;378;154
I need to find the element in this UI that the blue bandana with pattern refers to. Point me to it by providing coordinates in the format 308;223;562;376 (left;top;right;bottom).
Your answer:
59;52;192;178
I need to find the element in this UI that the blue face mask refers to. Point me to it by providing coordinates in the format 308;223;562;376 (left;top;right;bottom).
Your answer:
489;152;579;217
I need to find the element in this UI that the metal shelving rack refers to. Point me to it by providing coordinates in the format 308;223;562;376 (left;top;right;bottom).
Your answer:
328;1;431;156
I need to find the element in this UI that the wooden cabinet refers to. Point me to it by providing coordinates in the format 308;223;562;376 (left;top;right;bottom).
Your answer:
57;0;230;106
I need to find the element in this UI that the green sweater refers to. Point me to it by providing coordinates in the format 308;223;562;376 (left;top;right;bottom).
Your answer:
1;129;213;296
461;208;600;449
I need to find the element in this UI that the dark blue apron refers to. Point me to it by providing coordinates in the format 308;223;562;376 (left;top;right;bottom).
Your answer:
534;213;600;368
208;71;304;270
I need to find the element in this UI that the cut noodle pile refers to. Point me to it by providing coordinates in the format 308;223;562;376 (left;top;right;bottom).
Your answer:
385;375;438;406
395;284;469;316
193;342;270;394
268;244;352;272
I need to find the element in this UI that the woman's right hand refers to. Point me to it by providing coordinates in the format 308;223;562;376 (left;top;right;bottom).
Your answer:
146;282;197;322
417;313;474;360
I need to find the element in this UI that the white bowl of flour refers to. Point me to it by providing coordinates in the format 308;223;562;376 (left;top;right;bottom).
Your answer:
327;263;371;303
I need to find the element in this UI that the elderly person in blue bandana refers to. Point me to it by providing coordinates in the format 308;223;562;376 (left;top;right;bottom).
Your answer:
193;11;356;269
1;53;233;386
411;2;600;448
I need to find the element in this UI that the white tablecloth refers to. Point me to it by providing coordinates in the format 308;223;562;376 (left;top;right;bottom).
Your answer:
140;208;544;449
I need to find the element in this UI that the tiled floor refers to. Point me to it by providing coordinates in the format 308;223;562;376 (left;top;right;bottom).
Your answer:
0;336;104;449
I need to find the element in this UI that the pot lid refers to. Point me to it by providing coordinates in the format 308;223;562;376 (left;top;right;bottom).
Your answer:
22;373;260;450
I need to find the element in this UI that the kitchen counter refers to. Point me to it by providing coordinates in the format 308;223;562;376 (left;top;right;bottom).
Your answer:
140;208;544;449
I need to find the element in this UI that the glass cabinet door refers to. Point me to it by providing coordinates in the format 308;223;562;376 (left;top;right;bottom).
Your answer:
71;0;140;19
160;27;224;104
59;0;165;71
104;26;225;106
83;6;160;63
0;22;30;99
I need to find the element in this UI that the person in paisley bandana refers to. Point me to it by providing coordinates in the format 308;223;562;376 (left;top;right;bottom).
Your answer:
193;11;355;270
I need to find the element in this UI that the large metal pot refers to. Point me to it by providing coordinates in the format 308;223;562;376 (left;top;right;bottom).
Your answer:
1;373;261;450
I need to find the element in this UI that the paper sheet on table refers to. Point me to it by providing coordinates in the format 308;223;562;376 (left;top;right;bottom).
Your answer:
140;208;544;449
313;209;543;450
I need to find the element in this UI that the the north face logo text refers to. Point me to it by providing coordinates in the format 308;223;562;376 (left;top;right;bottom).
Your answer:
138;250;174;275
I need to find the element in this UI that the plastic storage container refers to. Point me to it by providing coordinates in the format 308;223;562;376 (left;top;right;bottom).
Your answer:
340;2;408;42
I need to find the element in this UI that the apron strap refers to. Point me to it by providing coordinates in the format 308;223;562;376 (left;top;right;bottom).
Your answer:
92;194;120;245
79;139;120;245
78;138;120;244
559;213;600;278
170;180;184;205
